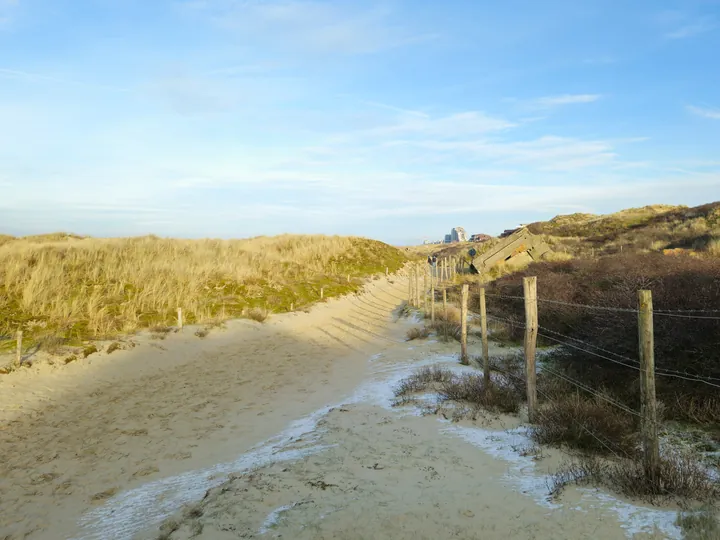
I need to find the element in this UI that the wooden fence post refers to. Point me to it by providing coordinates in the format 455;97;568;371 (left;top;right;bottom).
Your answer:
347;274;351;283
443;288;447;320
479;287;489;387
290;302;294;311
523;276;538;421
415;263;421;308
638;289;660;482
320;287;324;300
423;269;428;312
15;330;22;368
431;279;436;323
177;308;183;330
460;284;469;365
386;267;389;277
408;267;414;306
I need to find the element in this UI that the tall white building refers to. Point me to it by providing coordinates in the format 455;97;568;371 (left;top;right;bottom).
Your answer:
451;227;467;242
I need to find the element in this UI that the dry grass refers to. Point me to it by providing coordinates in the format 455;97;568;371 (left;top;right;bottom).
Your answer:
677;506;720;540
406;326;431;341
0;234;405;347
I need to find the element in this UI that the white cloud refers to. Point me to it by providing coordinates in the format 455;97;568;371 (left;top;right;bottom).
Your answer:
535;94;601;107
687;105;720;120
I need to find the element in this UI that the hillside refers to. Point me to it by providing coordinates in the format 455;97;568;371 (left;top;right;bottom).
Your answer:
0;234;406;358
527;201;720;257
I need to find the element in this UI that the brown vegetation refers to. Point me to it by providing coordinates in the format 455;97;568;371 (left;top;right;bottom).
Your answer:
483;253;720;425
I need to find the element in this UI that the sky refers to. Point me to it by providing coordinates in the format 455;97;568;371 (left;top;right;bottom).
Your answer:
1;0;719;245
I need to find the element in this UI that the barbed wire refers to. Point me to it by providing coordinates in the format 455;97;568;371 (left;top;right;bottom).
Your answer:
484;293;639;314
535;386;630;460
540;365;642;418
652;312;720;321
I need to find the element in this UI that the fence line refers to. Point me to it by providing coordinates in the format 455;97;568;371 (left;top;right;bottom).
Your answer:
406;263;719;482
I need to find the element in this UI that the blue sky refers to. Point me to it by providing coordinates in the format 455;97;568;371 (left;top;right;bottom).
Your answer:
1;0;719;245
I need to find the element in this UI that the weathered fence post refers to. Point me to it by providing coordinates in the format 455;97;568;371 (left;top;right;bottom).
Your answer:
460;284;469;364
423;269;428;312
408;267;414;306
177;308;183;330
415;263;421;308
386;267;389;277
15;330;22;368
523;276;538;421
431;279;436;323
443;288;447;320
347;274;351;283
479;287;489;387
638;289;660;483
290;302;294;311
320;287;324;300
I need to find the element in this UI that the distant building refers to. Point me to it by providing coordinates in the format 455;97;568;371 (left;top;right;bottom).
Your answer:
451;227;467;243
444;234;452;243
470;233;492;243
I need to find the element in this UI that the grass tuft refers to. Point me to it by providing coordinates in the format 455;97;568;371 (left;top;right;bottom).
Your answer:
406;326;431;341
549;450;720;503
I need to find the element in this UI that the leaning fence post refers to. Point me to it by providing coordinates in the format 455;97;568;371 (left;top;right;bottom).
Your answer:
177;308;183;330
638;289;660;483
460;284;469;365
523;276;538;421
479;287;489;387
15;330;23;368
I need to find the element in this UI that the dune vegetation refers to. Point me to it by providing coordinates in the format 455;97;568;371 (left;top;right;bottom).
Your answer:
0;234;406;353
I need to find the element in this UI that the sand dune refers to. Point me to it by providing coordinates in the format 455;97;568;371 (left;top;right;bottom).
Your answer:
0;270;677;539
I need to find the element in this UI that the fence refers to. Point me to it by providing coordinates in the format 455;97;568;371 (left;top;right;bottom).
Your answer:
406;255;720;481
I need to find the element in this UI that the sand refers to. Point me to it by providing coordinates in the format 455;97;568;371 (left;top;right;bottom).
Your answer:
0;270;679;540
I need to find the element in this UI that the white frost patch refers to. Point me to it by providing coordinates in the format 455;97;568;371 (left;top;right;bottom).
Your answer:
444;425;560;510
444;425;681;539
72;410;334;540
259;503;295;534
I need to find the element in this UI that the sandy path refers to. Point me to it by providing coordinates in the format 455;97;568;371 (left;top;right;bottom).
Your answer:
146;340;679;540
0;273;410;540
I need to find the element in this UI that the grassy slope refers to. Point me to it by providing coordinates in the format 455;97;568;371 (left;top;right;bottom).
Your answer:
0;234;406;350
527;201;720;257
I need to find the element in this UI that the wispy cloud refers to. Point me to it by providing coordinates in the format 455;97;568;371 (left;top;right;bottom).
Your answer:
536;94;602;107
181;0;437;56
663;15;716;39
687;105;720;120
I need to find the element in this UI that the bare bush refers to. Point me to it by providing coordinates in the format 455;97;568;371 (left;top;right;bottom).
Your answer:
549;450;720;503
439;373;525;414
406;326;431;341
393;365;454;398
428;320;462;342
531;393;637;456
